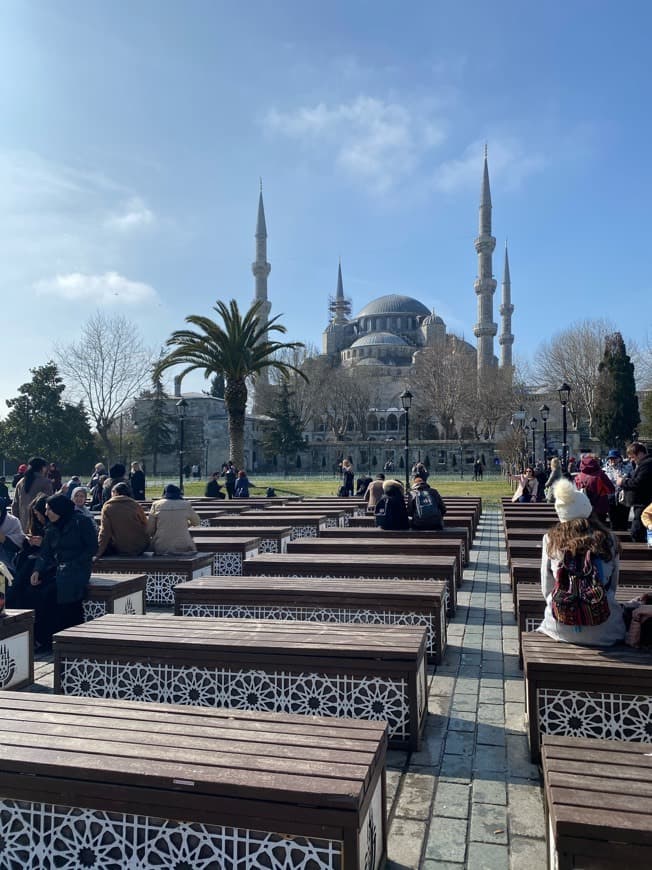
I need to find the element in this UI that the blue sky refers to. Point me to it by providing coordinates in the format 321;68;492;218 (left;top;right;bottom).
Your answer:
0;0;650;404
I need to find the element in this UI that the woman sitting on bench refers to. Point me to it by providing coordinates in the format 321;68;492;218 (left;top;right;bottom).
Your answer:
537;478;625;646
147;484;200;555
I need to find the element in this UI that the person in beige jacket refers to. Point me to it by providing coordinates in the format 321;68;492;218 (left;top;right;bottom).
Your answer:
147;484;200;555
96;483;149;558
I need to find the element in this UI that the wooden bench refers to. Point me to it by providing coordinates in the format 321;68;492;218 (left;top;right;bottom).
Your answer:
0;690;387;870
542;734;652;869
83;573;147;621
348;512;476;542
210;514;328;539
516;584;642;667
521;633;652;762
54;614;428;750
319;526;470;567
190;525;293;553
243;552;458;616
190;536;260;574
0;609;34;690
288;536;464;589
245;509;349;528
173;576;448;663
94;553;214;606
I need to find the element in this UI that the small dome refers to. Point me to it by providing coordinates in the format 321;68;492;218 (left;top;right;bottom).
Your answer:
351;331;409;348
355;294;430;319
423;307;445;326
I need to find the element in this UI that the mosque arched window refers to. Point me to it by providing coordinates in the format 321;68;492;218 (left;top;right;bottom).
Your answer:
378;417;386;431
367;413;378;431
386;413;398;431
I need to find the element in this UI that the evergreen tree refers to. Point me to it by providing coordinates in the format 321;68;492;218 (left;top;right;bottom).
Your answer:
593;332;640;448
139;367;176;474
261;382;306;476
0;362;96;471
640;391;652;439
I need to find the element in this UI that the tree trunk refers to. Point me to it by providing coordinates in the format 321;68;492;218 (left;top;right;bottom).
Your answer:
225;377;248;470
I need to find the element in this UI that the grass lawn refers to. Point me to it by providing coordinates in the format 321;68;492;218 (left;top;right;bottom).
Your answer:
153;474;511;506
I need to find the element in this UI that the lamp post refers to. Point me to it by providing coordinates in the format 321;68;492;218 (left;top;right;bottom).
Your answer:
459;440;464;479
399;389;412;494
558;383;571;474
523;424;530;467
539;405;549;467
511;406;526;472
530;417;537;467
176;398;188;493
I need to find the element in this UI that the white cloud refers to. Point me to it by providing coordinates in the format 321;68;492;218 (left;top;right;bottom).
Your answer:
264;96;446;194
432;138;547;193
35;272;157;305
105;196;155;231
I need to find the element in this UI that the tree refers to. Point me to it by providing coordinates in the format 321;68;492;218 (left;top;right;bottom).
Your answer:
640;390;652;439
138;362;177;474
262;382;307;475
0;362;96;471
156;299;305;469
533;319;615;430
55;311;154;454
593;332;640;448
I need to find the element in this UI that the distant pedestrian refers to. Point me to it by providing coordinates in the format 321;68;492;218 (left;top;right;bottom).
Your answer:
473;459;483;481
223;461;237;499
129;462;146;500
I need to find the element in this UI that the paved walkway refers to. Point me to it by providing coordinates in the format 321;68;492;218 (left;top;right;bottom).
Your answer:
384;507;547;869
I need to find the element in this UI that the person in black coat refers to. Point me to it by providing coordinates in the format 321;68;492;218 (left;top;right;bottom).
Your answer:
29;493;98;648
618;442;652;542
375;480;409;530
129;462;146;500
205;472;225;499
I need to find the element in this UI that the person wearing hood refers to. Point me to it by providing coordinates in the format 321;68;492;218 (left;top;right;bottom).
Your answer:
11;457;54;531
374;479;410;530
30;493;98;647
407;476;446;530
147;484;200;555
0;501;27;575
101;463;132;505
537;478;625;646
96;483;149;558
572;453;614;523
71;487;93;519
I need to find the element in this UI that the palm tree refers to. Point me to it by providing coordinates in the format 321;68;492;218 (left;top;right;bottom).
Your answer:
156;299;305;469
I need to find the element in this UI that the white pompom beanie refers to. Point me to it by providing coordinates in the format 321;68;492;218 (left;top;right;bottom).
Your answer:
553;478;592;523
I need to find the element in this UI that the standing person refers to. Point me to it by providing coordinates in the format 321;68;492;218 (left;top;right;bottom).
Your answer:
47;462;62;492
234;469;252;498
191;463;199;480
129;462;146;500
147;484;200;555
30;493;98;648
341;460;354;497
544;458;563;502
408;477;446;530
89;475;106;512
374;480;409;530
572;454;615;524
12;464;27;488
101;463;132;505
617;442;652;542
7;495;50;612
0;477;9;508
602;449;632;531
96;483;150;558
205;472;225;498
0;502;27;575
473;458;483;481
411;460;429;482
223;461;237;499
12;457;54;531
364;474;385;513
537;478;625;646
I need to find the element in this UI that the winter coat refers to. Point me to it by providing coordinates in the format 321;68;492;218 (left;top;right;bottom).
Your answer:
205;479;225;498
34;513;98;604
364;479;385;513
97;495;150;557
12;474;54;531
147;498;200;554
537;531;625;646
573;456;615;517
375;487;409;531
620;455;652;507
407;482;447;530
511;474;538;503
102;476;132;505
129;470;146;500
234;476;251;498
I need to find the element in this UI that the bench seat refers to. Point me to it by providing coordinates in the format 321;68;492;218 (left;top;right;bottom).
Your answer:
522;633;652;762
190;536;261;574
243;552;458;616
173;576;447;663
0;690;387;870
210;514;328;538
190;525;293;553
542;734;652;869
54;614;428;750
318;527;470;567
83;573;147;621
94;553;214;606
0;609;34;690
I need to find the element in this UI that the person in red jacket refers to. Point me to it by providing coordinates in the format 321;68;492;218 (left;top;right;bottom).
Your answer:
573;454;614;523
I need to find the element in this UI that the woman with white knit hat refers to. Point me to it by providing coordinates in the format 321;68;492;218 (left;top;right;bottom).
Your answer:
537;478;626;646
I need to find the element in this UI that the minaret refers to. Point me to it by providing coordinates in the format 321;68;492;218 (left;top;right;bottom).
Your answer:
473;146;498;376
330;260;350;324
499;241;514;368
252;180;272;327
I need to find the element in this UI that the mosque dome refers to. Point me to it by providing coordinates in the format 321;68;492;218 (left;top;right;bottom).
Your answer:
355;294;430;319
351;331;409;348
422;307;445;326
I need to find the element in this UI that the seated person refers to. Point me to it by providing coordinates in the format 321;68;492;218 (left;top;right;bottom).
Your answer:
407;477;446;530
96;483;150;558
0;502;27;577
147;484;200;555
71;487;94;518
205;472;225;499
7;495;50;610
364;474;385;513
374;480;409;531
234;470;252;498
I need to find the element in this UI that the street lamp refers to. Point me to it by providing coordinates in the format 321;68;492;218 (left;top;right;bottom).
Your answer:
539;404;549;467
459;440;464;479
176;398;188;493
399;389;413;493
524;424;531;468
529;417;537;467
558;383;571;474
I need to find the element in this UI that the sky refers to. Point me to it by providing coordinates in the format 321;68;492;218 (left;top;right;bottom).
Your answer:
0;0;651;407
